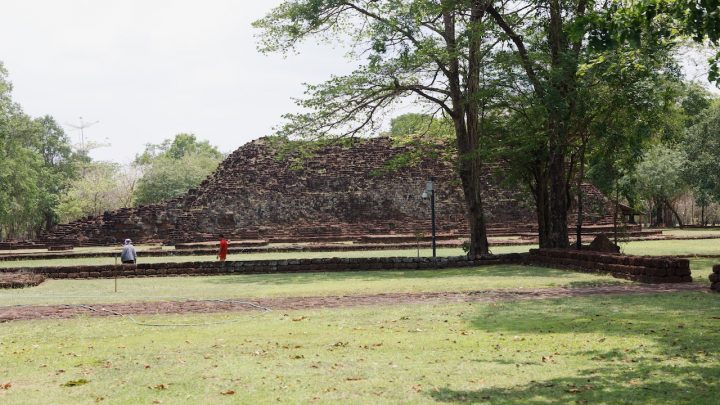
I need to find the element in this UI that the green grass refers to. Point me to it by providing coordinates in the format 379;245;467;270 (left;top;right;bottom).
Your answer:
0;264;627;307
661;228;720;237
687;259;714;285
0;293;717;404
620;238;720;256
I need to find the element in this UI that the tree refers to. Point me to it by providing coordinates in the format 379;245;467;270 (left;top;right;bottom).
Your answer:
134;134;223;205
0;62;79;239
255;1;518;257
631;144;687;227
386;113;454;141
683;101;720;218
56;162;139;223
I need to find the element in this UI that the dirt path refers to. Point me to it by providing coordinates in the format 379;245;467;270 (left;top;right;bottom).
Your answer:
0;283;707;323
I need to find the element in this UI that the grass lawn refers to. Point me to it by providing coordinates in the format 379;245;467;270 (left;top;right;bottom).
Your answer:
0;264;627;307
661;228;720;237
0;292;717;404
620;238;720;256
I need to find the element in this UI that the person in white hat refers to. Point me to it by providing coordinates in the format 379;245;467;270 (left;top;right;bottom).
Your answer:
120;239;137;264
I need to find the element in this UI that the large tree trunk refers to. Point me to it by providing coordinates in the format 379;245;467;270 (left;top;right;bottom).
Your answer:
531;168;551;248
445;3;490;258
575;140;587;249
663;203;674;228
545;112;571;249
654;200;663;227
458;161;490;258
543;0;573;249
666;200;684;228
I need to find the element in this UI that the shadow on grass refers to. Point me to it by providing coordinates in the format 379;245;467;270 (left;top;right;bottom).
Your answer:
429;292;720;404
203;265;609;286
430;363;716;404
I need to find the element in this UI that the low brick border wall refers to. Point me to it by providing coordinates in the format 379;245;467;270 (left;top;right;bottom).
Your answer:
711;265;720;292
0;273;46;289
0;254;527;279
527;249;691;283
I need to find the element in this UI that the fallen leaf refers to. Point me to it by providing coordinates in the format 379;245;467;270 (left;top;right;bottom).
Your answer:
61;379;90;387
151;384;167;390
1;382;11;390
221;390;235;395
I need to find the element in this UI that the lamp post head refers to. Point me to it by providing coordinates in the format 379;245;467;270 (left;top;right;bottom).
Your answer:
424;179;434;193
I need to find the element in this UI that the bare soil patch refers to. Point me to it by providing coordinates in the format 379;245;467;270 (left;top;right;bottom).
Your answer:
0;283;705;323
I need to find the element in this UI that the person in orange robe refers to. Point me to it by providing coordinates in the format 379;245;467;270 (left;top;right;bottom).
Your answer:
217;234;229;261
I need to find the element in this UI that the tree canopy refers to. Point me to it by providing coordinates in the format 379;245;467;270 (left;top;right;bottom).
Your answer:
133;133;224;205
0;63;81;239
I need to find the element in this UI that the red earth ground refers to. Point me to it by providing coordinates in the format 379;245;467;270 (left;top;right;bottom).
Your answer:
0;283;704;323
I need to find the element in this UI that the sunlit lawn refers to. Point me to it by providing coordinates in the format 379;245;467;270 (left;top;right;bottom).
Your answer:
620;238;720;256
0;293;717;404
0;264;627;307
661;228;720;237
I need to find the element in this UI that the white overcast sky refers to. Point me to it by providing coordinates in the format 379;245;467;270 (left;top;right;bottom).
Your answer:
0;0;363;163
1;1;717;164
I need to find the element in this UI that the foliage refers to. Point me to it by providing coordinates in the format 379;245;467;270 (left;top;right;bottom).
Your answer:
683;101;720;204
386;113;453;141
0;63;79;239
135;133;222;165
56;162;137;223
134;134;223;205
629;144;687;213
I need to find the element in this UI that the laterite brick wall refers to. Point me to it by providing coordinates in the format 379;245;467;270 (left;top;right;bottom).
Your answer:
711;265;720;292
3;255;526;279
527;249;692;283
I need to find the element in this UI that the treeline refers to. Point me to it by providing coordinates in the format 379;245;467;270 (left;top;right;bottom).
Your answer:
0;63;223;241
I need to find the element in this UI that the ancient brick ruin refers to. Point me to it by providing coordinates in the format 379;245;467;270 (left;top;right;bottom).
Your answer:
38;137;621;246
527;249;692;283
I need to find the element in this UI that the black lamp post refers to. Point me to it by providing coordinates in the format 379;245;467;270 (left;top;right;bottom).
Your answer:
421;177;436;257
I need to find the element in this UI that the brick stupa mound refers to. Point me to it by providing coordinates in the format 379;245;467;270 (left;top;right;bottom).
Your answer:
587;233;621;253
39;137;617;246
